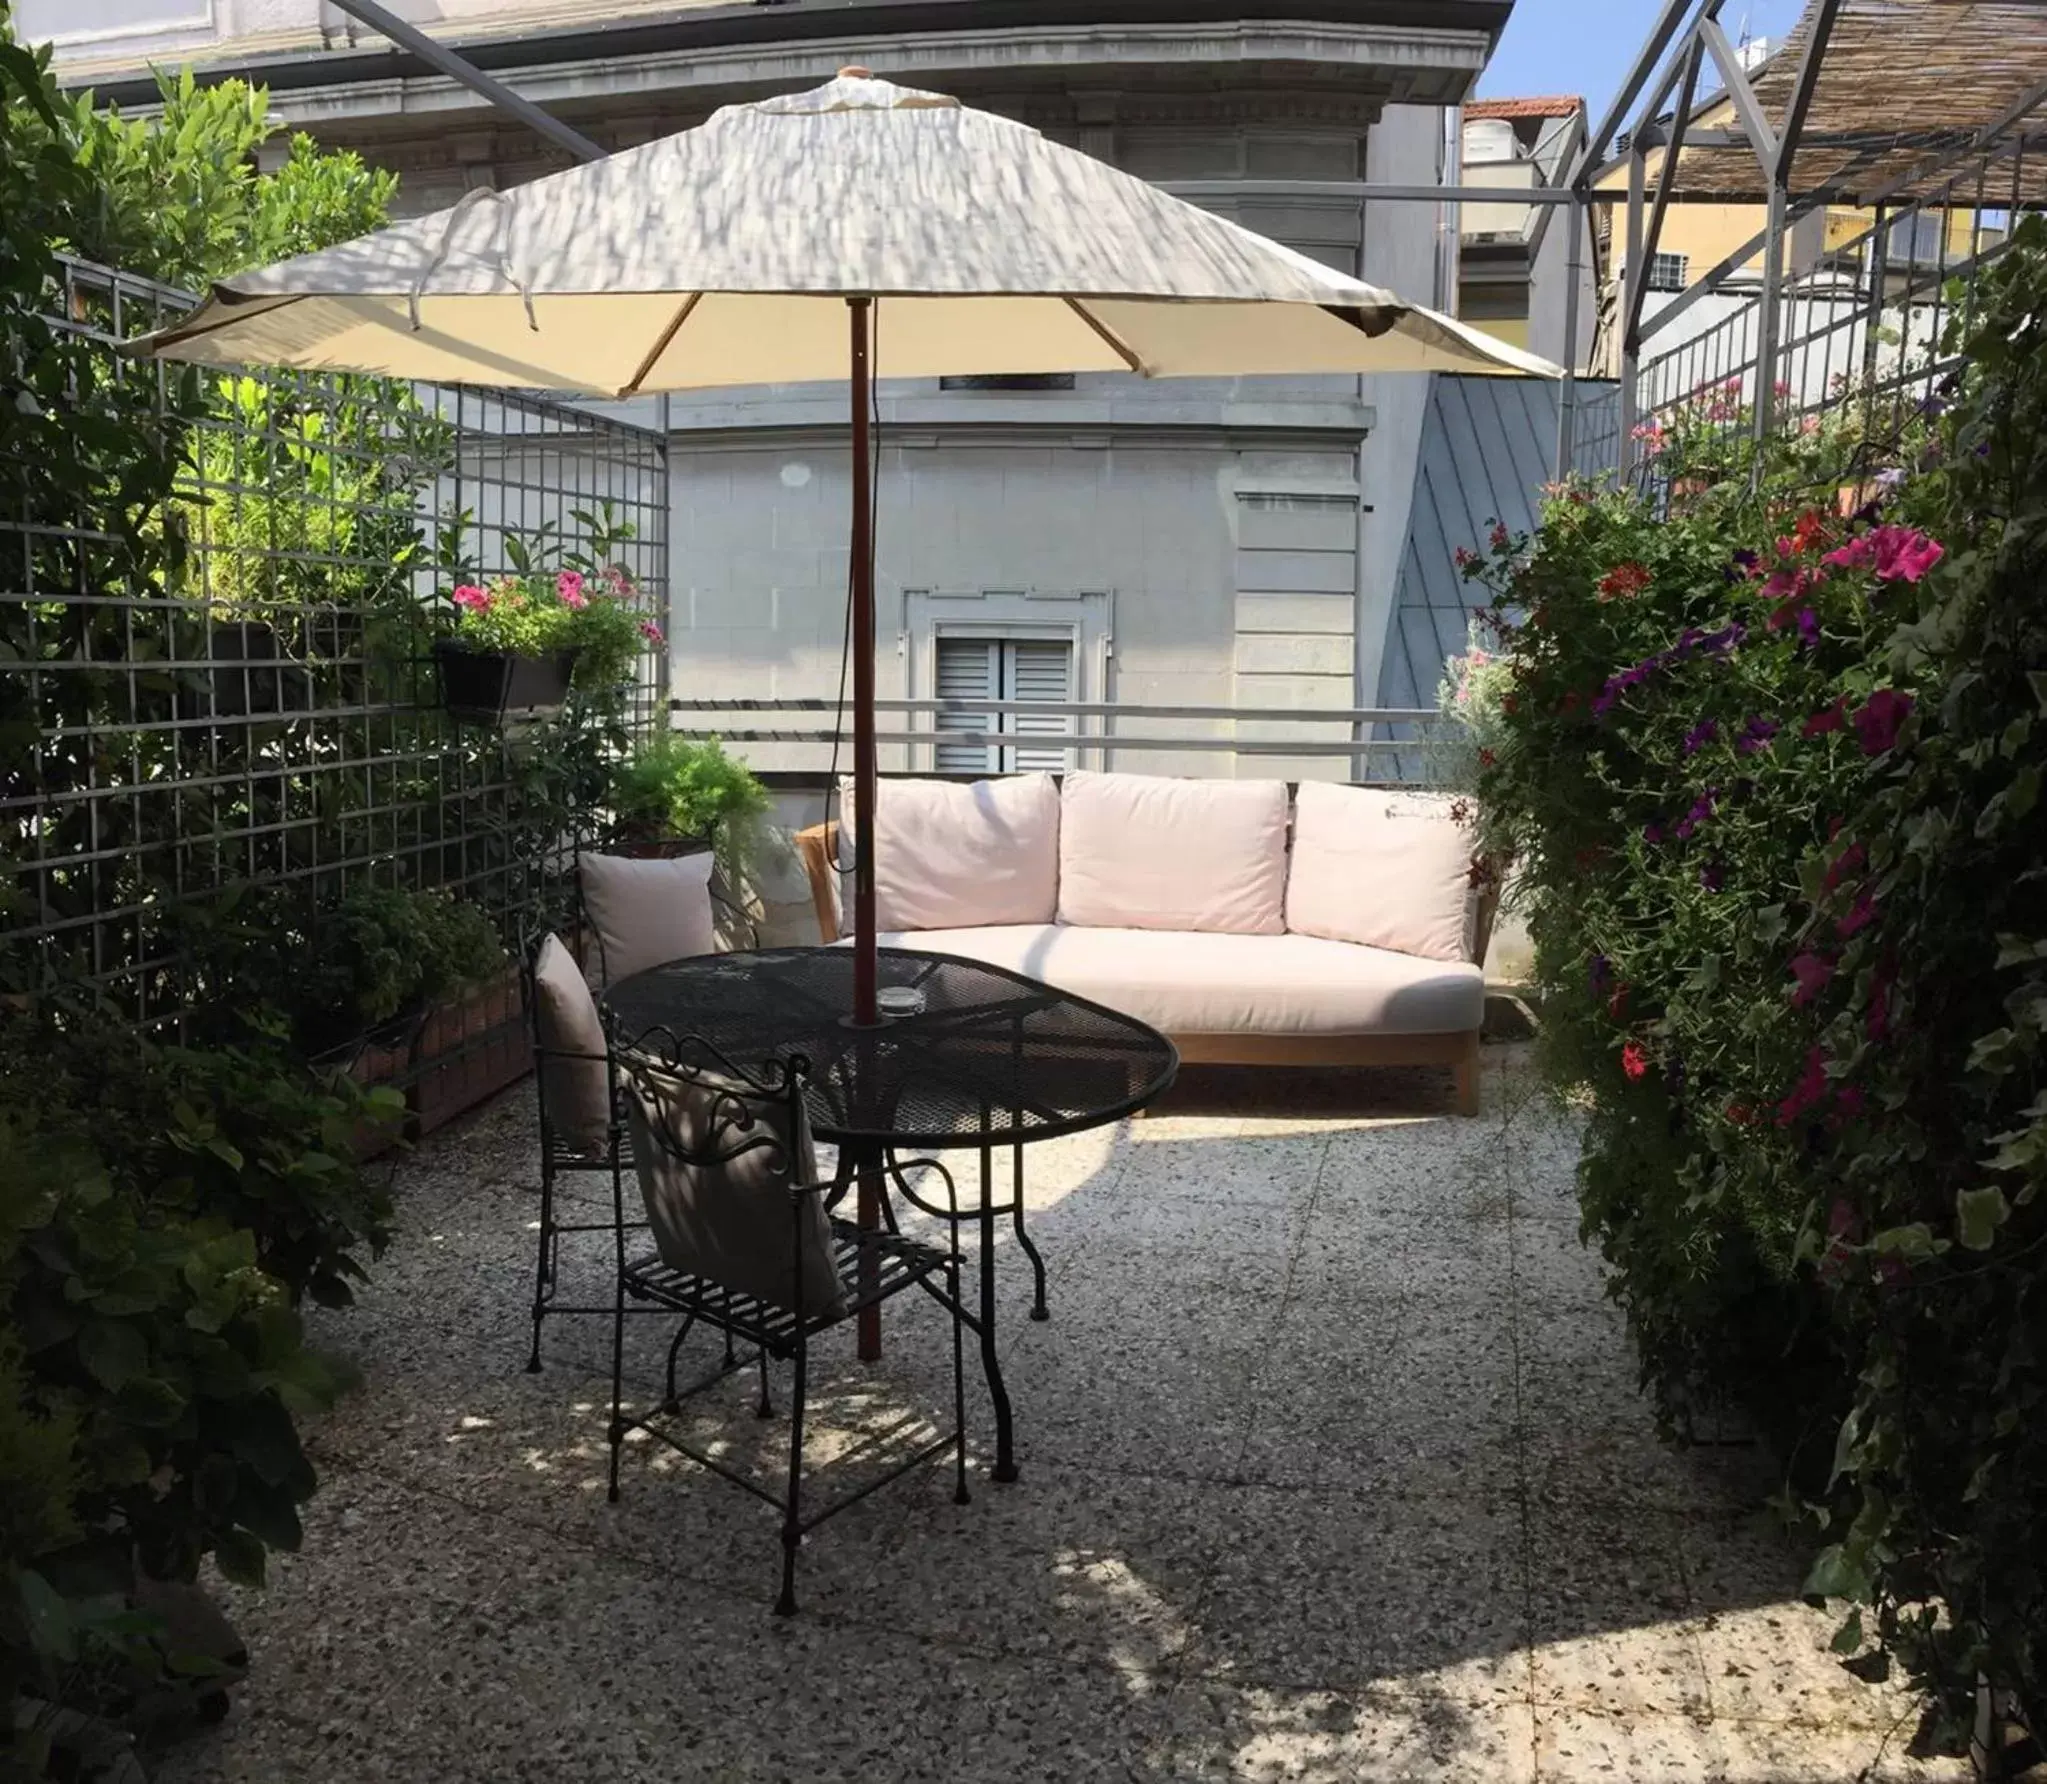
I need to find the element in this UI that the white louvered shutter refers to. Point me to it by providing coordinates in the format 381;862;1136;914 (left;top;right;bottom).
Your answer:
934;637;998;772
1004;638;1073;771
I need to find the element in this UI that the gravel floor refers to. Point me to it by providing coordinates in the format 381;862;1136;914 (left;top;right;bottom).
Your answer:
155;1046;1965;1783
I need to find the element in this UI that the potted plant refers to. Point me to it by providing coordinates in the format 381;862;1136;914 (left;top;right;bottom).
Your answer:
291;883;509;1060
607;735;769;860
434;564;660;724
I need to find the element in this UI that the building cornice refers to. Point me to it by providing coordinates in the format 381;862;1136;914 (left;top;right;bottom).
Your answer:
65;3;1504;114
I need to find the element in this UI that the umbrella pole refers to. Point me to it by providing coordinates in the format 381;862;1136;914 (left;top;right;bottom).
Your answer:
849;296;878;1027
849;297;883;1365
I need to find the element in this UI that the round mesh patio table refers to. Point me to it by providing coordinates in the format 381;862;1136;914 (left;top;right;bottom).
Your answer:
600;945;1177;1148
601;945;1178;1481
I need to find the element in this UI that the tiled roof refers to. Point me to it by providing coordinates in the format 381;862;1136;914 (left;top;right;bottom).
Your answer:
1466;96;1584;119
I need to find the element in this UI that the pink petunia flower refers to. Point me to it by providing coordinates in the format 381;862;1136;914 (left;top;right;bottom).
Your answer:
1838;887;1879;938
556;570;586;602
638;618;665;644
1871;526;1944;583
1851;688;1914;756
451;584;491;612
1803;697;1849;739
1789;952;1832;1007
1776;1045;1830;1127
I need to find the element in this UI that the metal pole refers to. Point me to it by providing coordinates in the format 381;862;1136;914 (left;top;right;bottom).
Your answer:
848;296;878;1029
1755;177;1787;443
1555;189;1584;480
322;0;606;164
1618;142;1648;474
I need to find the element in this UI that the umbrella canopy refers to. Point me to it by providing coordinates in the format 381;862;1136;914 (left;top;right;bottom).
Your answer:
131;70;1556;390
130;68;1555;1041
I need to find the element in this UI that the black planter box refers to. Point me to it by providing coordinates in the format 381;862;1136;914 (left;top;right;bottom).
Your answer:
433;639;578;723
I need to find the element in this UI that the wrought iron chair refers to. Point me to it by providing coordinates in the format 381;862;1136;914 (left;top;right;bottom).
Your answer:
520;930;640;1373
606;1024;980;1615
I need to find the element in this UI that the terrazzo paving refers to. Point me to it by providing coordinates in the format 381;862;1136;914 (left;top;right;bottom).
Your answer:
156;1046;1969;1783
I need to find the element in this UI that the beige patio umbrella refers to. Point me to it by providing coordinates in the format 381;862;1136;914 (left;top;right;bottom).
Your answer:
131;68;1556;1022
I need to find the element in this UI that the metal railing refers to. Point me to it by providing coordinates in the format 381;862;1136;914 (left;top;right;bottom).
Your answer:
670;696;1454;783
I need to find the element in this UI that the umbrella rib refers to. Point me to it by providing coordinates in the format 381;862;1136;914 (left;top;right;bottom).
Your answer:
1063;299;1146;375
128;292;304;353
618;292;704;397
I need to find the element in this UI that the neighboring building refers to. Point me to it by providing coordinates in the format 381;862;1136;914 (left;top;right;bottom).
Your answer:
42;0;1535;780
1457;95;1598;368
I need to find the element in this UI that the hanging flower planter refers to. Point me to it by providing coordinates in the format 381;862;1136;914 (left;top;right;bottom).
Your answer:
432;637;579;724
432;564;656;723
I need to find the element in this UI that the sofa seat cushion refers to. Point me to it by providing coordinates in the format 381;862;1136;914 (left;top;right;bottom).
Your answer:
843;925;1483;1036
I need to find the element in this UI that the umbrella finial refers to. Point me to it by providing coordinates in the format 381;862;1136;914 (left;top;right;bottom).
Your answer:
838;64;872;78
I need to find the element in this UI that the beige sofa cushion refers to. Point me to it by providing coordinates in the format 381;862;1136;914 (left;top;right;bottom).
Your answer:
1057;772;1288;935
838;772;1060;932
1286;782;1478;964
530;932;611;1155
845;925;1483;1036
579;850;716;986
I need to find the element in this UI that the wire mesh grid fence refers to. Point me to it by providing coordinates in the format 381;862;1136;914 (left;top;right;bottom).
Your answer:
3;254;667;1112
1566;98;2043;485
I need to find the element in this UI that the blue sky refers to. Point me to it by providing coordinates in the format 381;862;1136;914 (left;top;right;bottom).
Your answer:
1477;0;1806;104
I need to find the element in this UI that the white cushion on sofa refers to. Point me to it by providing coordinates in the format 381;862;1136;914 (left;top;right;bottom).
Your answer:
1057;772;1288;935
1285;782;1478;964
839;772;1060;932
850;925;1483;1036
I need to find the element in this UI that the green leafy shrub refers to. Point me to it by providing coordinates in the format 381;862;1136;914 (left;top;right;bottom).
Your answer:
179;881;507;1059
1470;220;2047;1728
610;736;769;844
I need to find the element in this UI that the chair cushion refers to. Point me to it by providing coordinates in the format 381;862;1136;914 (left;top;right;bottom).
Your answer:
1286;782;1479;964
530;933;611;1154
1056;771;1288;935
847;925;1483;1036
838;772;1060;932
622;1061;846;1319
579;850;715;985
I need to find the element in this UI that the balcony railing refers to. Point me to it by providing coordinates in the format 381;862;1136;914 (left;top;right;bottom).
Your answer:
669;696;1453;784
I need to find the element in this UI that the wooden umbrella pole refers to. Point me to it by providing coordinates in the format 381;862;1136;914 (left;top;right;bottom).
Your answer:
848;295;878;1028
848;296;884;1362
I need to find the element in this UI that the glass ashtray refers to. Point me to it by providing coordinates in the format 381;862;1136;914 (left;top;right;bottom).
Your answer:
876;986;927;1019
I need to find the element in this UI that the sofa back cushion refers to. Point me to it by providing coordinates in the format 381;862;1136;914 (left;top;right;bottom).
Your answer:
840;772;1060;932
1057;771;1289;935
1285;782;1477;962
579;850;717;986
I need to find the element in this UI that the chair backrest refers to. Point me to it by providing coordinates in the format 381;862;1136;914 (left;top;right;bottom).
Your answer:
616;1039;846;1320
577;850;717;987
523;932;612;1156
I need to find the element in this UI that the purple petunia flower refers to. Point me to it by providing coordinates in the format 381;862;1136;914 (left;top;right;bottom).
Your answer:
1644;822;1665;845
1682;719;1718;756
1589;953;1610;990
1795;609;1820;648
1673;787;1720;841
1736;716;1780;755
1700;860;1725;891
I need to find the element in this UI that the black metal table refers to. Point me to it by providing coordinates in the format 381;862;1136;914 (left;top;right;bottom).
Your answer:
601;945;1178;1480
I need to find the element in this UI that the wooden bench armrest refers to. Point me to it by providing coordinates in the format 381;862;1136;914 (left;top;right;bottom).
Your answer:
793;821;841;944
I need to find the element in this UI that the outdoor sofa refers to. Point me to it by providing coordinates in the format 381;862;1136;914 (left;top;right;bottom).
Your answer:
796;770;1497;1114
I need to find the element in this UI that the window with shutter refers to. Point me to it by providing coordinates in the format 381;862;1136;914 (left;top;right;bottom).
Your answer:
933;635;1075;773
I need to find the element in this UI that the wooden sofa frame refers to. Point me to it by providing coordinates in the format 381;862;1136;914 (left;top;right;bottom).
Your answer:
792;820;1497;1115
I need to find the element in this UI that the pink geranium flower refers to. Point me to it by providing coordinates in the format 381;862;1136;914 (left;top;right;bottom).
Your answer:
638;618;665;644
451;584;491;612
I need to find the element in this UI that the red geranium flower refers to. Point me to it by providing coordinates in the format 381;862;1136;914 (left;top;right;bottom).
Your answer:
1620;1041;1649;1081
1597;561;1651;600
